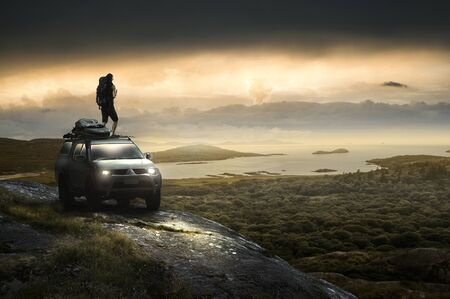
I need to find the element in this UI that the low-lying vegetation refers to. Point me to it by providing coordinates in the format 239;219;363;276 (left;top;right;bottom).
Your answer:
0;189;190;298
162;156;450;298
3;154;450;298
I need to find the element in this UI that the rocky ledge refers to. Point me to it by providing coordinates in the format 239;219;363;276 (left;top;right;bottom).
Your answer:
0;181;356;298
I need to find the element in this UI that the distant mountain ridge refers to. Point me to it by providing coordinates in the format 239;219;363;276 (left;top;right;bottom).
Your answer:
2;101;450;139
181;101;450;128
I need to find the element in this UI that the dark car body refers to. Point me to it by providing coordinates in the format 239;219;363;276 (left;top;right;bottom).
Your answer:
55;136;161;210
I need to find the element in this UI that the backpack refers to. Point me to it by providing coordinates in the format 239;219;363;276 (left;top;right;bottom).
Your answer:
96;76;108;106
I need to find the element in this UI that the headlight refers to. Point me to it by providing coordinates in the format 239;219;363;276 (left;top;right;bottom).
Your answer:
147;168;158;175
101;170;111;175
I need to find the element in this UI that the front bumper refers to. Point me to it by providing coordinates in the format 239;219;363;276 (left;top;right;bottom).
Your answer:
95;173;161;198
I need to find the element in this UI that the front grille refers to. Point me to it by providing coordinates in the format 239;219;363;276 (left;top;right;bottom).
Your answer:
111;169;127;175
133;169;147;174
112;181;149;189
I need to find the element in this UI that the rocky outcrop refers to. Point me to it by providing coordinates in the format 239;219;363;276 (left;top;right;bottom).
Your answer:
0;181;356;298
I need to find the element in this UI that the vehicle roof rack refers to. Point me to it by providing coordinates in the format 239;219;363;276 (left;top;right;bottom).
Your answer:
63;133;133;141
109;135;134;140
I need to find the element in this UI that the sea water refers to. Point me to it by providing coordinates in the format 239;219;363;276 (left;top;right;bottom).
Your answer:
151;144;450;179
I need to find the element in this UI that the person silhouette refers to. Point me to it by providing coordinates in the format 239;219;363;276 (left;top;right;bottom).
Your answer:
96;73;118;135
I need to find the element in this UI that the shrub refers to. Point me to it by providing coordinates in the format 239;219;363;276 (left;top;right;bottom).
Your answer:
376;245;396;252
333;230;353;241
390;232;421;248
371;235;389;246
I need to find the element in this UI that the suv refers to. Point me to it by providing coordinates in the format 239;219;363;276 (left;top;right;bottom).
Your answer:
55;136;162;211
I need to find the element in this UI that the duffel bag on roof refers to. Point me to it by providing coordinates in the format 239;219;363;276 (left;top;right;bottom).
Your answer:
64;118;111;139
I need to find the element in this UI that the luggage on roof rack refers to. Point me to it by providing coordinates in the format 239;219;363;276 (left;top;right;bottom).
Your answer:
63;118;111;139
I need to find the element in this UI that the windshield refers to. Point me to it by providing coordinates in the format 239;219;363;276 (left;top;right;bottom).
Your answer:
90;143;143;161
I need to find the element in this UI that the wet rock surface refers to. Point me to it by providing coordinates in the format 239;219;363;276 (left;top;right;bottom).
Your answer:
0;180;58;202
0;212;53;253
0;180;357;298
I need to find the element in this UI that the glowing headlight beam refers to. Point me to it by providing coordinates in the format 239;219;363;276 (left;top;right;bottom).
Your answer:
147;168;157;175
101;170;110;175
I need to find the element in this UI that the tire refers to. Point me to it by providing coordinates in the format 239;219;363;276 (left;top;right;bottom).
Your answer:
117;198;130;208
85;178;102;212
58;177;75;209
145;189;161;211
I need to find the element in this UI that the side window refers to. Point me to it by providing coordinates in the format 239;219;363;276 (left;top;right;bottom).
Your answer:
60;142;72;155
72;143;85;158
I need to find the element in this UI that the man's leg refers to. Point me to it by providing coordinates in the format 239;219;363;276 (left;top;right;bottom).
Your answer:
112;121;118;135
110;104;119;135
101;106;108;126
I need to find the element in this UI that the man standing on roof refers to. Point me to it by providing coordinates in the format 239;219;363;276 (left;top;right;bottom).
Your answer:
96;73;118;136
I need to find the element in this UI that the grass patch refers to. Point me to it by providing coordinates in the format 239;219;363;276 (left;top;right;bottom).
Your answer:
0;188;191;298
0;190;96;235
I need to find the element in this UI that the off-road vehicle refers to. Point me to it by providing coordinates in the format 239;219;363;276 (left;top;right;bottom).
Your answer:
55;136;162;211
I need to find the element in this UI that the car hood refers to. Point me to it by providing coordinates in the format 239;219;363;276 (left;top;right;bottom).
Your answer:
93;159;156;170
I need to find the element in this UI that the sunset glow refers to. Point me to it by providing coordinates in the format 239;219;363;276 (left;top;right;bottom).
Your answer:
1;48;449;110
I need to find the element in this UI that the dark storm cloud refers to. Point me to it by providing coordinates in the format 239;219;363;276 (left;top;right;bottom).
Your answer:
1;0;450;61
382;81;408;88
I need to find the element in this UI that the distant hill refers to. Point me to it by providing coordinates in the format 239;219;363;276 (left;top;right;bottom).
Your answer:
312;148;349;155
0;138;269;174
0;138;64;174
367;155;450;168
152;144;265;163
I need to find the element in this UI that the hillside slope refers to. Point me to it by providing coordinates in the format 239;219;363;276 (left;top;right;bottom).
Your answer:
0;180;356;299
0;138;64;174
367;154;450;168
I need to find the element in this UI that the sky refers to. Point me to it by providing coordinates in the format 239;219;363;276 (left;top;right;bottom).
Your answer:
1;1;449;144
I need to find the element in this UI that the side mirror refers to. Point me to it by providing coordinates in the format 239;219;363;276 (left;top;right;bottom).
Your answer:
145;152;153;160
74;155;86;162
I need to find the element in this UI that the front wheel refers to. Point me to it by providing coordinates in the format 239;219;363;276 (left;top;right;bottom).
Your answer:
145;189;161;211
85;179;102;212
58;177;74;209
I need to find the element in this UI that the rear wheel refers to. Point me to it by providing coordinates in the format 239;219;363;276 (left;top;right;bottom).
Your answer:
145;189;161;211
58;177;74;209
85;179;102;212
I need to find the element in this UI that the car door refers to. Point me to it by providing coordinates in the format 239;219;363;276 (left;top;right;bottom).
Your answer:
69;142;90;191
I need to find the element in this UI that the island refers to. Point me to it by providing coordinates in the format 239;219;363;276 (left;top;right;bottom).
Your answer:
153;144;281;163
176;161;209;165
312;148;349;155
312;168;338;173
243;170;281;176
